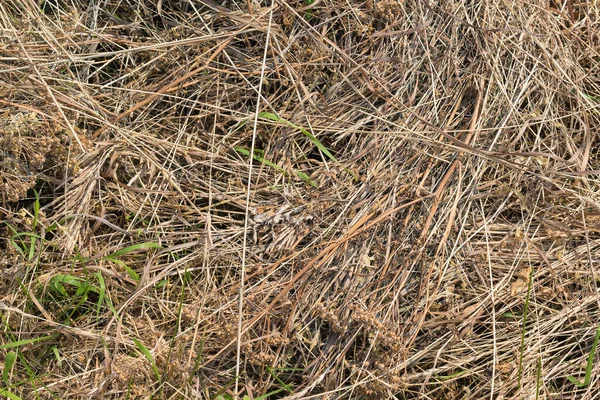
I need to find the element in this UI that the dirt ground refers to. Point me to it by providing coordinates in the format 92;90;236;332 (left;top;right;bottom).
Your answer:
1;0;600;399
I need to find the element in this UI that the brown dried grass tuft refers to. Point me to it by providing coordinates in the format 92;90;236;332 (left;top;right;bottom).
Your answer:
2;0;600;398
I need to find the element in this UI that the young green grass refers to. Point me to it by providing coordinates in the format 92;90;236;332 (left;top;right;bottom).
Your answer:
266;366;297;396
566;324;600;387
103;242;162;260
0;335;53;351
102;242;161;282
3;190;47;262
2;351;16;386
47;274;100;322
0;388;23;400
258;112;338;163
0;324;54;400
234;146;317;187
132;338;161;382
257;111;358;180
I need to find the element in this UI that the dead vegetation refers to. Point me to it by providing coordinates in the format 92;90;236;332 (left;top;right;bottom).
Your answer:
1;0;600;398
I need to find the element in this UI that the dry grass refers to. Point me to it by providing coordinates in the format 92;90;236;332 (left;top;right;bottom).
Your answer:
1;0;600;398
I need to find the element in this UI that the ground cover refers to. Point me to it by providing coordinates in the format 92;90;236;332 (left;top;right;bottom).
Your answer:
1;0;600;398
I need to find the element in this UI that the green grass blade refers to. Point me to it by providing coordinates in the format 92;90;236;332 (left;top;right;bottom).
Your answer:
5;224;26;259
132;338;160;381
3;222;18;236
236;147;317;186
582;92;600;102
258;112;338;163
253;388;286;400
10;232;43;241
154;279;168;288
27;236;36;261
32;189;40;231
433;369;467;382
258;112;358;180
567;324;600;387
52;347;62;368
104;242;161;260
106;257;139;281
111;260;140;282
0;388;23;400
0;335;52;350
2;351;16;385
45;221;60;233
266;366;293;394
295;171;317;187
8;232;43;261
104;296;120;322
124;264;140;281
234;147;285;172
49;274;99;294
95;272;106;317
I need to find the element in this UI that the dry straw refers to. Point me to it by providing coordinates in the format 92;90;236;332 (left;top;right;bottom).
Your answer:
1;0;600;398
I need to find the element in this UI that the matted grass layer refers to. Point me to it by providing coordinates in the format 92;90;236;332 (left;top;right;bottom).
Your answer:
1;0;600;399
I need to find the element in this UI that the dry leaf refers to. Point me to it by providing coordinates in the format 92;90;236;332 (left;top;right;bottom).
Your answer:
511;279;529;296
496;361;515;375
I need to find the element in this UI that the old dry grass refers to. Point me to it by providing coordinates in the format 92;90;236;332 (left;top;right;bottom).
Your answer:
1;0;600;399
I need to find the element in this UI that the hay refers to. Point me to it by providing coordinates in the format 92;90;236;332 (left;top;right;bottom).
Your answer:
1;0;600;398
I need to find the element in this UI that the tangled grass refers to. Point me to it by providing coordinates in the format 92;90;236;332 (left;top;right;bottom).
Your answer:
1;0;600;398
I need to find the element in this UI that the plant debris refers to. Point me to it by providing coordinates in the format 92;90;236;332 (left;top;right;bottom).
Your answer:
1;0;600;398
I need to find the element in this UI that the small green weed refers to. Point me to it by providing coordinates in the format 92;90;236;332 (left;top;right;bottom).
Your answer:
304;0;316;20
